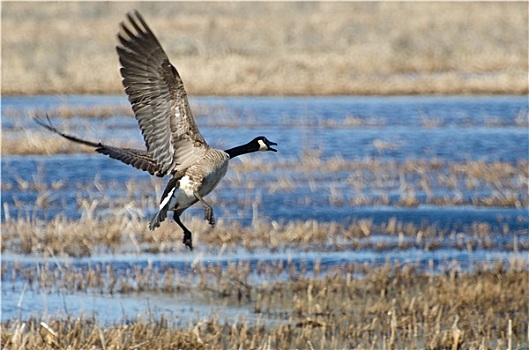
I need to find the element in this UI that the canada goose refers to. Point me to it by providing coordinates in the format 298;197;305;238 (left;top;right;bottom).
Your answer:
35;10;277;250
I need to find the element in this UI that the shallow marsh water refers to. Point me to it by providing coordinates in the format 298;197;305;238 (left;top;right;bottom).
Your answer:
1;95;528;325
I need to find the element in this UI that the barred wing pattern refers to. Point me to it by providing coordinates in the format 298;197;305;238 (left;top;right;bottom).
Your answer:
97;146;160;176
117;10;208;176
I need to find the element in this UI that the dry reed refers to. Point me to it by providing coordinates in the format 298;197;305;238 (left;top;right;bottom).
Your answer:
2;262;528;349
2;131;115;156
2;207;526;257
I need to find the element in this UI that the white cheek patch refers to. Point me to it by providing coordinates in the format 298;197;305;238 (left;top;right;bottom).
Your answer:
257;139;268;151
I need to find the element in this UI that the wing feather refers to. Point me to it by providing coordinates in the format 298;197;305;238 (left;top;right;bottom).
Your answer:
97;146;162;177
117;10;208;176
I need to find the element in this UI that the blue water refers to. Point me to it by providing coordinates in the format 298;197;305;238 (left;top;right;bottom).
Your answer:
2;95;527;224
1;95;528;323
3;95;528;162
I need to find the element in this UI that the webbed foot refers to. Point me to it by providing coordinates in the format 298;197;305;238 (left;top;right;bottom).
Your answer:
183;230;193;251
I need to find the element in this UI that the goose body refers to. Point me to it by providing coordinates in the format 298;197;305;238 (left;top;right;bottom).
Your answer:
163;151;229;214
35;11;277;250
150;148;230;231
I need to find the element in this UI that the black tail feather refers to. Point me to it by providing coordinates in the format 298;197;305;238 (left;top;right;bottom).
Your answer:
148;208;168;230
34;114;162;176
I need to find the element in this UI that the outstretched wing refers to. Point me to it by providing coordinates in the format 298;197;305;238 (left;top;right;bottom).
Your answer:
117;10;208;176
34;116;162;177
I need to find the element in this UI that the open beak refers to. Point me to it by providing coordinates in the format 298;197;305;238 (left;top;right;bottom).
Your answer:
268;141;278;152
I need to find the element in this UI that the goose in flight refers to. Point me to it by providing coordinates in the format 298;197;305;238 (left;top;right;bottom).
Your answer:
35;10;277;250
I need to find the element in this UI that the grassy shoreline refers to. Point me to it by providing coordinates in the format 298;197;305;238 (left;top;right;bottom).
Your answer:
2;2;527;96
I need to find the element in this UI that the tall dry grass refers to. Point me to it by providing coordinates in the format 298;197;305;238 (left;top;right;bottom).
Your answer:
2;2;527;95
2;203;526;257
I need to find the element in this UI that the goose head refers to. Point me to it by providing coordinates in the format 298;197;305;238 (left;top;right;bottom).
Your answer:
254;136;278;152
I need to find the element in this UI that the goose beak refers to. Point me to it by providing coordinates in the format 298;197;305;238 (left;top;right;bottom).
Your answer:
268;141;278;152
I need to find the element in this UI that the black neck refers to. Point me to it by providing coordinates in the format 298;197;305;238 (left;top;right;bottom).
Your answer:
225;141;259;159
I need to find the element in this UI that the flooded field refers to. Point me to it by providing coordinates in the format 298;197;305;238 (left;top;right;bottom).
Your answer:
1;95;528;348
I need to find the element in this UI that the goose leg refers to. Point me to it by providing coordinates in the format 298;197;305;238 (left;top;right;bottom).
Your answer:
194;191;215;226
173;211;193;251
